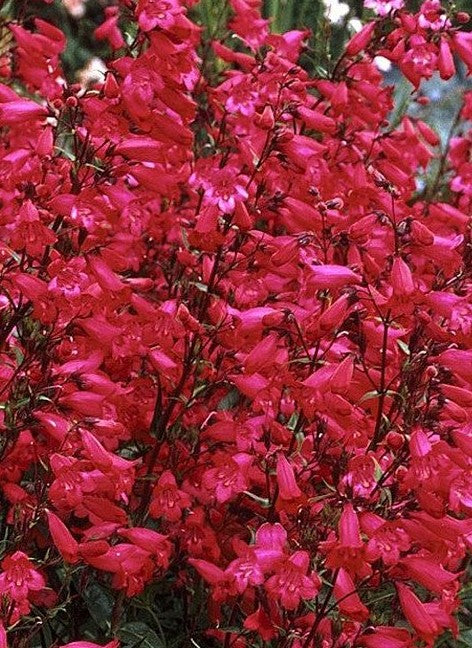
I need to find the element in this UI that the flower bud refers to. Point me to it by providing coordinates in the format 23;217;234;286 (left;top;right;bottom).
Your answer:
456;11;470;24
386;431;404;450
346;21;376;57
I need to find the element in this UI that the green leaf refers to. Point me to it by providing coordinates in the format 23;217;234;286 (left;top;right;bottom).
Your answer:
82;581;114;631
0;0;15;18
243;491;270;507
397;339;410;356
119;622;164;648
372;457;383;482
190;281;208;293
357;389;380;404
217;388;240;411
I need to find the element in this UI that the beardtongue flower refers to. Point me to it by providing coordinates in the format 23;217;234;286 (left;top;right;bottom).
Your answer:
264;551;320;610
276;453;302;500
326;504;371;578
346;22;376;57
253;523;287;570
333;568;369;621
391;256;415;297
243;605;277;641
360;626;413;647
0;98;48;125
364;0;405;16
308;265;362;290
0;0;471;645
46;511;79;563
396;583;440;646
400;555;459;594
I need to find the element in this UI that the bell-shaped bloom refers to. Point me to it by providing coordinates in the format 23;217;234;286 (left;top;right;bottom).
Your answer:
438;38;455;80
149;470;191;522
346;21;376;56
202;452;252;503
318;294;351;334
244;334;279;374
265;551;320;610
0;552;46;622
326;503;371;578
360;625;413;648
34;411;70;443
400;555;459;595
276;453;302;500
396;583;440;646
94;8;125;50
188;558;236;603
391;256;415;298
0;99;48;126
333;568;369;621
309;264;361;290
47;511;79;564
453;31;472;72
118;527;172;569
225;540;264;593
243;606;277;641
253;523;287;571
86;543;155;596
329;356;354;394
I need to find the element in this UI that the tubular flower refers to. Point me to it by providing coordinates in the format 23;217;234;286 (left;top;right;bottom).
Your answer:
0;0;470;645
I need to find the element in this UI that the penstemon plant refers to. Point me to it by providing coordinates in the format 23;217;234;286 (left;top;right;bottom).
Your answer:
0;1;470;647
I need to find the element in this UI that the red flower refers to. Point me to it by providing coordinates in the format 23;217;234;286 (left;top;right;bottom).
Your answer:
149;470;191;522
265;551;320;610
243;606;277;641
333;568;369;621
202;452;252;503
326;504;371;578
0;552;46;622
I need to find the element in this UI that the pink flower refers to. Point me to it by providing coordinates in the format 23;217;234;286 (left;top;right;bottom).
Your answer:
276;453;302;500
0;552;46;622
0;99;48;125
149;470;191;521
136;0;182;32
418;1;450;31
396;583;440;646
364;0;405;17
190;163;248;212
265;551;320;610
326;503;371;578
202;452;252;503
334;568;369;621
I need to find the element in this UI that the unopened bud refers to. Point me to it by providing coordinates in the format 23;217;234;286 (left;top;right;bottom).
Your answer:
104;73;120;98
65;96;78;108
456;11;470;24
416;96;430;106
386;431;404;450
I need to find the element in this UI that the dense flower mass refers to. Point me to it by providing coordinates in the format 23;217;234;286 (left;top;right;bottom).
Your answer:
0;0;470;646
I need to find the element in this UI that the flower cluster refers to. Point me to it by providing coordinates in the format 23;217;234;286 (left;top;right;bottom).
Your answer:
0;0;470;646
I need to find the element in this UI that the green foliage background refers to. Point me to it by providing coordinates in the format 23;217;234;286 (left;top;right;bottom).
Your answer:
2;1;471;81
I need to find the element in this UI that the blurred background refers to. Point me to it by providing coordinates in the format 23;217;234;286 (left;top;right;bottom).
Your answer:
1;0;471;144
